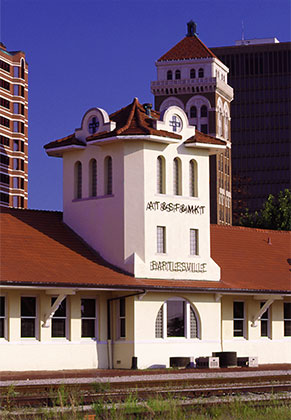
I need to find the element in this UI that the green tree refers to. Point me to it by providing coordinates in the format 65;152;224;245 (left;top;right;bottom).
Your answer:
239;189;291;231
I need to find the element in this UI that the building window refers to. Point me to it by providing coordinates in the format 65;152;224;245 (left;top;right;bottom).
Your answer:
0;296;5;338
119;298;126;338
189;159;197;197
0;59;10;72
21;297;36;338
175;70;181;80
13;66;19;77
21;59;25;79
1;173;9;185
167;70;172;80
0;135;10;146
89;159;97;197
190;68;196;79
157;226;166;254
104;156;112;195
13;121;18;132
0;97;10;109
0;116;10;128
284;302;291;337
51;297;67;338
0;154;9;166
260;302;269;337
173;157;181;195
190;229;199;255
21;86;25;97
200;124;208;134
157;156;165;194
155;299;199;339
198;68;204;78
74;161;82;199
190;106;197;118
81;298;96;338
0;78;10;91
201;105;207;118
233;302;244;337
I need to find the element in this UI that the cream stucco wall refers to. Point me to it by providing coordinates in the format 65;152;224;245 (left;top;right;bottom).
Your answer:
1;289;290;371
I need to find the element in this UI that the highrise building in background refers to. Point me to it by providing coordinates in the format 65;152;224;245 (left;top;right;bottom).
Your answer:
211;39;291;223
151;22;234;225
0;43;28;208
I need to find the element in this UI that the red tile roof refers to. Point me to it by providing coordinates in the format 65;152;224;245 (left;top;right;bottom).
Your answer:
185;131;226;146
45;99;181;151
44;134;85;150
1;208;290;294
158;35;217;62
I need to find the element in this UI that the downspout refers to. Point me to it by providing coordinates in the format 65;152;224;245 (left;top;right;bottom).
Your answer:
215;293;223;352
107;289;146;369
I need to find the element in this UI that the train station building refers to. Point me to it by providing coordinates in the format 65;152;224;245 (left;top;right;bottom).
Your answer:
0;98;290;371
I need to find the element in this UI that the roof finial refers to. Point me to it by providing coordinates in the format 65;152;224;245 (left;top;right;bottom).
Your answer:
187;20;197;37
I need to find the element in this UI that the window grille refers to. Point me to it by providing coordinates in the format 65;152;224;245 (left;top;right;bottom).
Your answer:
190;229;198;255
21;297;36;338
155;305;163;338
233;301;244;337
81;298;96;338
157;226;165;253
190;306;198;338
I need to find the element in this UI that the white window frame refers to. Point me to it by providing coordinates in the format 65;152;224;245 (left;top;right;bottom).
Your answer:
157;226;166;254
20;296;38;340
156;298;200;340
233;301;245;338
260;301;270;338
284;302;291;337
190;228;199;256
81;297;98;340
51;296;68;339
0;294;7;340
117;298;126;340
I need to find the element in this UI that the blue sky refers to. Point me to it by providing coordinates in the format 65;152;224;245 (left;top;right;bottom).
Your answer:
1;0;290;210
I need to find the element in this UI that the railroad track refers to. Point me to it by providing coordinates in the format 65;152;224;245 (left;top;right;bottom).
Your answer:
1;375;290;409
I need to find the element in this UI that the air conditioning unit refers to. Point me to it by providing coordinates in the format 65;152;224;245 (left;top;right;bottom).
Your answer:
195;357;219;368
237;356;258;367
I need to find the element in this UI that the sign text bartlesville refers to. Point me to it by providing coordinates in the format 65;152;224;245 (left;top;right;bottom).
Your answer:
146;201;205;215
150;260;207;273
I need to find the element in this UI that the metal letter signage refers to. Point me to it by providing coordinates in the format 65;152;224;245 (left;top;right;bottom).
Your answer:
150;261;207;273
146;201;205;215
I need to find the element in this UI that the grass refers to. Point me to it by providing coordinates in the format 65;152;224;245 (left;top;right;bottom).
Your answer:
0;384;290;420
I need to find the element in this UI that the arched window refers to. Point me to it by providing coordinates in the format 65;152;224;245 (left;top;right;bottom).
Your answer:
89;159;97;197
21;59;25;79
175;70;181;80
157;156;165;194
200;105;207;118
104;156;112;195
173;157;181;195
224;104;229;139
190;106;197;118
198;68;204;78
167;70;172;80
190;68;196;79
155;299;199;339
74;161;82;199
189;159;198;197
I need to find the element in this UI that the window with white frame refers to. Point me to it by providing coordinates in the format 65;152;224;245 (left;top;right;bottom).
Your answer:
155;299;199;339
81;298;96;338
189;159;198;197
233;301;244;337
51;297;67;338
0;296;5;338
74;161;82;199
260;302;270;337
118;298;126;338
157;156;165;194
284;302;291;337
21;297;36;338
89;159;97;197
173;158;181;195
157;226;166;254
104;156;112;195
190;229;199;255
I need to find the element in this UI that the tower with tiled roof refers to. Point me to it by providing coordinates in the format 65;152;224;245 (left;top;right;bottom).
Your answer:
45;98;226;281
151;21;233;225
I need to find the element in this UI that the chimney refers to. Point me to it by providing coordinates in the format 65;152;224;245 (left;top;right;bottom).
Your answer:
267;237;272;245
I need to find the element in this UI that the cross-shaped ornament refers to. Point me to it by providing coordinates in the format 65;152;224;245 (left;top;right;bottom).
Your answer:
89;117;99;134
169;115;181;132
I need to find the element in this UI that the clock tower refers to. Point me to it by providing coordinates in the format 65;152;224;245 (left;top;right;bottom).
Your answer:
151;21;233;224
